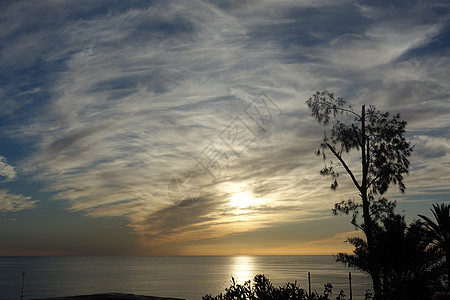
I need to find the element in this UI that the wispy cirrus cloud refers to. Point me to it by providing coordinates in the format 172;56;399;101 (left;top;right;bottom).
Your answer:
0;190;37;212
0;156;16;182
1;0;449;254
0;156;36;212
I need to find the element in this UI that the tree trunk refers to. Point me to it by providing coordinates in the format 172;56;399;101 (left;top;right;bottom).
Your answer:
362;191;383;299
360;105;383;299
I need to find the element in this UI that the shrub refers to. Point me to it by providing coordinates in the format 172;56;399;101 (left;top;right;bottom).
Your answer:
203;274;345;300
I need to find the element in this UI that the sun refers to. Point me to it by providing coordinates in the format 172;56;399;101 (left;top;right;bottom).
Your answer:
229;192;260;209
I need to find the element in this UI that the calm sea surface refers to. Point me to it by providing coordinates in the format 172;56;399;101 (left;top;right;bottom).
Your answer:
0;256;372;300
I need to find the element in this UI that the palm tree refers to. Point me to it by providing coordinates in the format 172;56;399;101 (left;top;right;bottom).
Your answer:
419;203;450;287
336;215;440;299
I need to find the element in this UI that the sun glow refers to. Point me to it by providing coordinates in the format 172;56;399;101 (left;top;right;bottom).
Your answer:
229;192;261;209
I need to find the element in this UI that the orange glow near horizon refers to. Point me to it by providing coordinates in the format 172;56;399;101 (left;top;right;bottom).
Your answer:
157;230;362;257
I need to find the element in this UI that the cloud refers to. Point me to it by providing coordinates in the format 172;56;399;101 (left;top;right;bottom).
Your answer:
0;156;16;182
0;189;37;212
395;135;450;200
414;135;450;159
1;0;449;253
0;156;37;212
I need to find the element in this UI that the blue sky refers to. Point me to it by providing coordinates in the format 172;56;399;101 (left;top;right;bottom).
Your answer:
1;0;449;255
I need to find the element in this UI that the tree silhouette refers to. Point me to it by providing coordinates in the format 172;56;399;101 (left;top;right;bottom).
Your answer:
336;215;441;300
306;90;414;300
419;203;450;288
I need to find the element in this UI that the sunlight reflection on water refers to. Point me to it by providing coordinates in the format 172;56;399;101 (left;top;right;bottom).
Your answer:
230;256;256;283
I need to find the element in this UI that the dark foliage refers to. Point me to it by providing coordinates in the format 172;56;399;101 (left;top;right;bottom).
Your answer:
419;203;450;288
203;274;346;300
336;215;444;300
307;90;413;199
332;197;396;230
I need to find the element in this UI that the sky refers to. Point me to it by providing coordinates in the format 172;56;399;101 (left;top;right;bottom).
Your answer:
0;0;449;256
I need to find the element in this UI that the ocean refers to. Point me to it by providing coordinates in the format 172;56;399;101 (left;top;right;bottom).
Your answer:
0;256;372;300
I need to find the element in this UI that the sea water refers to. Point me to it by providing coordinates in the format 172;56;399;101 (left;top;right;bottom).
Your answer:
0;256;372;300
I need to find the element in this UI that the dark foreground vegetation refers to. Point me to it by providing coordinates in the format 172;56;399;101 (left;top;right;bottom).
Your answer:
203;274;350;300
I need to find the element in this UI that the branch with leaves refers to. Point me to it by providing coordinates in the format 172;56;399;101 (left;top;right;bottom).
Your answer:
307;90;413;199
